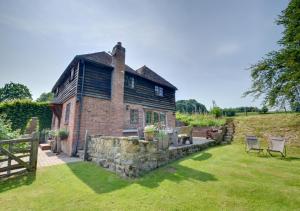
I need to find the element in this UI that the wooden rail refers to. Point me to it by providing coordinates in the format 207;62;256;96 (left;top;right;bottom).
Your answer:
0;133;39;179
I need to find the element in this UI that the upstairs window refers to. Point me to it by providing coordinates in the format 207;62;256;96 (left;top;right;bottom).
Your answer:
130;109;139;124
155;86;163;97
125;75;135;89
64;103;71;124
70;68;75;81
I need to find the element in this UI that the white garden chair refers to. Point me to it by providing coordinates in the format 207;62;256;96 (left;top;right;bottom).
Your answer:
245;135;263;153
267;137;286;157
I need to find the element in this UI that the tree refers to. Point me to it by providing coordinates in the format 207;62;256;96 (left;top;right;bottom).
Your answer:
244;0;300;110
210;107;222;118
259;105;269;114
36;92;54;102
0;82;32;102
176;99;208;114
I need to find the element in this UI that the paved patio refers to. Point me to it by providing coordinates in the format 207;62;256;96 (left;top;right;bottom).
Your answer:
37;148;81;168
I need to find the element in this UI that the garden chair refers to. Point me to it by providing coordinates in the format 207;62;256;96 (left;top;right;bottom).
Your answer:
245;135;263;153
267;137;286;157
178;126;193;145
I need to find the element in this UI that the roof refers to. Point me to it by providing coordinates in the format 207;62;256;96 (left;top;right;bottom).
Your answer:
52;51;177;91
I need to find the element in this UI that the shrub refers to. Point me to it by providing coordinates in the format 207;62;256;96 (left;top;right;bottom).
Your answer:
144;125;156;133
0;100;52;133
210;107;222;118
0;115;20;140
58;128;69;140
222;108;236;117
176;113;226;127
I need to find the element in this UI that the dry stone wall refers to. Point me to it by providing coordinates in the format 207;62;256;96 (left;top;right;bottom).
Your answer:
86;135;215;178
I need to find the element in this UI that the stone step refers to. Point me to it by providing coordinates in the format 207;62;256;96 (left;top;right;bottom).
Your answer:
39;143;51;151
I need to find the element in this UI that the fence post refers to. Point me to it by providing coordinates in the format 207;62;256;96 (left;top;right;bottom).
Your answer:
30;132;39;171
7;142;12;176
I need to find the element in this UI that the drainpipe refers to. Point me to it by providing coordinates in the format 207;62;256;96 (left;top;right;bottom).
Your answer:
72;59;85;156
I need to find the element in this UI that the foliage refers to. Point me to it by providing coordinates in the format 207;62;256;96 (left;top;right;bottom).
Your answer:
222;108;236;117
0;82;32;102
176;112;226;127
210;107;222;118
259;105;269;114
155;129;168;141
0;115;20;140
0;100;52;133
144;125;156;133
176;99;208;114
244;0;300;109
36;92;54;102
58;128;69;140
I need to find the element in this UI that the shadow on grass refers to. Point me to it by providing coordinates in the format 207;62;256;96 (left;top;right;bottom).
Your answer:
0;172;36;193
66;151;217;194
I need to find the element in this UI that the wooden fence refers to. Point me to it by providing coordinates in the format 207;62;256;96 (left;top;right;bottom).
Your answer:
0;133;39;179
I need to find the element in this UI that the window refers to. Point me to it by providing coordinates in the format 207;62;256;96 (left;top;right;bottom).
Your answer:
160;113;166;125
70;68;75;81
155;86;163;96
55;87;59;96
145;111;152;125
145;110;166;127
130;109;139;124
125;75;135;89
64;103;71;124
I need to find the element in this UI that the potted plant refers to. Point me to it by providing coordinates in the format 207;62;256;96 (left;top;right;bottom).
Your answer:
58;128;69;140
144;125;156;141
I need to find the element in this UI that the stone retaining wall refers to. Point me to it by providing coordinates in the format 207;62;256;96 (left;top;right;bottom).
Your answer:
85;136;215;178
84;122;235;178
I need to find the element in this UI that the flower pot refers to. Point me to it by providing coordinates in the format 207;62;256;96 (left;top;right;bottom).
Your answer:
144;132;154;141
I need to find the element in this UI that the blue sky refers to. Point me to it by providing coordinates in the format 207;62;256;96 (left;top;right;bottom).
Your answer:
0;0;289;108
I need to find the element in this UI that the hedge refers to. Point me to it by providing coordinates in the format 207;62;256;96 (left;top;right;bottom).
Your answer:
0;100;52;133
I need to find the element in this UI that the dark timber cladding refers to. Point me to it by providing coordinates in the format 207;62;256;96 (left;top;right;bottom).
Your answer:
77;60;113;99
124;72;176;111
52;62;79;104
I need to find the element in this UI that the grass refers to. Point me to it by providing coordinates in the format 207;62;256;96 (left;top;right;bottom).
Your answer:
0;113;300;210
176;112;226;127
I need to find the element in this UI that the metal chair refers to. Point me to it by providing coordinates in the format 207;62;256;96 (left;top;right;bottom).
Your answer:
267;137;286;157
245;135;263;153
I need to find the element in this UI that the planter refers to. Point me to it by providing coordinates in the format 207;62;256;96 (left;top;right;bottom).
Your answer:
144;132;154;141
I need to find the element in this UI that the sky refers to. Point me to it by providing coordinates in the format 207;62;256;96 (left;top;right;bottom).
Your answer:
0;0;290;109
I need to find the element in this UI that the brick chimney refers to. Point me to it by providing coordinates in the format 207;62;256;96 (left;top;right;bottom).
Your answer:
110;42;125;136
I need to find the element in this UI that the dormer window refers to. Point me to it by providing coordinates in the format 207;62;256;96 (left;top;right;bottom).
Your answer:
125;75;135;89
155;86;163;97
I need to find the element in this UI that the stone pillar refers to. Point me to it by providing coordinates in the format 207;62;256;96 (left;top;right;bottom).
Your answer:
111;42;125;136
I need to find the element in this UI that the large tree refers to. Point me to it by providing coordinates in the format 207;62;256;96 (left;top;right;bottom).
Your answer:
0;82;32;102
36;92;54;102
176;99;208;114
244;0;300;110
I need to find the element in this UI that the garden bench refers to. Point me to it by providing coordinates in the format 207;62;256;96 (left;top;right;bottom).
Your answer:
245;135;263;153
267;137;286;157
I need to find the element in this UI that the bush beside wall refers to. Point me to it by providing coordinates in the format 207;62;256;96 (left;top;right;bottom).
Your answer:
0;100;52;133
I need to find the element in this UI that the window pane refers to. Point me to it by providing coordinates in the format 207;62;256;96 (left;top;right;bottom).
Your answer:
146;111;152;125
160;113;166;125
153;112;159;124
130;109;138;124
65;103;71;124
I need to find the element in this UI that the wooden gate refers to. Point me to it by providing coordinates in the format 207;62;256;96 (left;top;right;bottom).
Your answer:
0;133;39;179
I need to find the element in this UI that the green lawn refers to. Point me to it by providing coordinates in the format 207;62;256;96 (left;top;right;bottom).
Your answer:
1;114;300;210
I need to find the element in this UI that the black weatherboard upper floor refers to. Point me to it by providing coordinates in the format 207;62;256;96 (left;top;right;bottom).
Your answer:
51;52;177;111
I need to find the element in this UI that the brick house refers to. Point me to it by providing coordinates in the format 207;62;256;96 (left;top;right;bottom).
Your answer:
51;42;177;156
